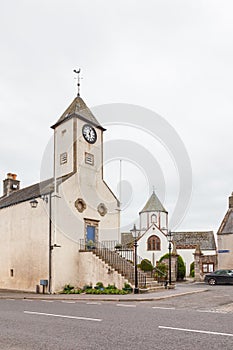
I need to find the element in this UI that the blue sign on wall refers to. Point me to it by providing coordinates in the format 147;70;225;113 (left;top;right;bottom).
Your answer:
217;249;230;253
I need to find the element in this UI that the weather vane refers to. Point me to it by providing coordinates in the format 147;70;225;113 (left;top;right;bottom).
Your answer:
73;68;81;97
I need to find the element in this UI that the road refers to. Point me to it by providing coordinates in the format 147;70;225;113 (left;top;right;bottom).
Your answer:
1;284;233;349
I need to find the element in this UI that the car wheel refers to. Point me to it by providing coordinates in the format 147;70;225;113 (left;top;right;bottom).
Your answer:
208;278;217;285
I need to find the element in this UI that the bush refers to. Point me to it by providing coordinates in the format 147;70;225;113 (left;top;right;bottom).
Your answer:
154;262;167;281
190;261;195;277
159;254;186;281
177;255;186;280
61;284;82;294
139;259;153;272
60;282;132;295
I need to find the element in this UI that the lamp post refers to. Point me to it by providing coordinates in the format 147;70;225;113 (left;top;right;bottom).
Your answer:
130;224;140;294
167;230;172;285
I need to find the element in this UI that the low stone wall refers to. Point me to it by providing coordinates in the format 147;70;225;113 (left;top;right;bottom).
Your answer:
77;251;129;289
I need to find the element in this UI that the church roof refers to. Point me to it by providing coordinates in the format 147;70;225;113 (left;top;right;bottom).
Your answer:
140;191;167;214
51;96;105;130
172;231;216;250
217;209;233;235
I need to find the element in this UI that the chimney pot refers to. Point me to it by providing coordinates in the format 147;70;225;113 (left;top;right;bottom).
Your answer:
229;193;233;209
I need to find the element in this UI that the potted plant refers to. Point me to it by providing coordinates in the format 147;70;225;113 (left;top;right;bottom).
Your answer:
86;240;95;250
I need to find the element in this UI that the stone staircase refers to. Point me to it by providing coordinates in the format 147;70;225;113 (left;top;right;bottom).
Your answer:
80;240;164;291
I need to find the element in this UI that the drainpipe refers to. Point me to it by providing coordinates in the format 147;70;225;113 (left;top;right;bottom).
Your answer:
48;192;52;294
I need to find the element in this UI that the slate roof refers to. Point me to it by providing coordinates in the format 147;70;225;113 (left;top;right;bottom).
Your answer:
217;209;233;235
172;231;216;250
140;191;167;214
51;96;105;130
0;179;53;209
0;175;71;210
121;232;133;246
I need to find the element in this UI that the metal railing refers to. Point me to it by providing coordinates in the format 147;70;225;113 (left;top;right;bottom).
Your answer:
79;239;147;287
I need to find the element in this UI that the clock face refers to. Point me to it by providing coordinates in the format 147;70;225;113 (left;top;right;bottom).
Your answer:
82;124;97;144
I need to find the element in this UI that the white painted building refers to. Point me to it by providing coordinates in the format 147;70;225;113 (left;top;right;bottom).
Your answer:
0;95;121;292
137;191;169;266
128;191;217;277
217;192;233;269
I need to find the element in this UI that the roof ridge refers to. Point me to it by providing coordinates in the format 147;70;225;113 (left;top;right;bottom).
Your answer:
140;191;167;213
51;96;105;130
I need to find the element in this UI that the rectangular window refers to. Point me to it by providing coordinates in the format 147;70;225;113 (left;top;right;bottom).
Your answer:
85;152;94;166
60;152;68;165
202;263;214;273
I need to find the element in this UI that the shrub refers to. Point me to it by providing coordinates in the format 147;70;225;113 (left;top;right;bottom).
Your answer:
190;261;195;277
154;262;167;281
177;255;186;280
159;253;186;281
139;259;153;272
61;284;82;294
60;282;132;295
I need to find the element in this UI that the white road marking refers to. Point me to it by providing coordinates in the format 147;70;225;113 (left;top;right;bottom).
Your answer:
41;300;54;303
197;309;227;314
6;298;15;301
159;326;233;337
152;307;175;310
23;299;33;302
24;311;102;322
86;302;102;305
116;304;136;308
61;301;76;304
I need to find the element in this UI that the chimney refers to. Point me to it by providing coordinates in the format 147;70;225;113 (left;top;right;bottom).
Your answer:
229;192;233;209
3;173;20;196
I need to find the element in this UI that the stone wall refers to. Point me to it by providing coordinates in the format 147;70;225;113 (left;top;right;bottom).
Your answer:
77;251;130;289
194;246;217;281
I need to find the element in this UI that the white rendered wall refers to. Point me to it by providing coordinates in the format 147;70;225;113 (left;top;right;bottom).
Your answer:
217;234;233;269
0;199;49;291
137;224;168;266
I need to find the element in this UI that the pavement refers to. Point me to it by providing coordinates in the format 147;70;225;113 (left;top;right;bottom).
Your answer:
0;282;208;302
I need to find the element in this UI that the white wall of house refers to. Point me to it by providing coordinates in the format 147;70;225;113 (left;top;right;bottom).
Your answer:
137;224;168;266
140;211;167;233
177;249;217;276
0;199;49;292
217;234;233;269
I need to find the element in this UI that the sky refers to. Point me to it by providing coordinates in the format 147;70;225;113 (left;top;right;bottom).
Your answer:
1;0;233;233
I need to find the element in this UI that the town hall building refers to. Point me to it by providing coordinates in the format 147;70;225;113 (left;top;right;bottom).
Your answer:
0;94;121;293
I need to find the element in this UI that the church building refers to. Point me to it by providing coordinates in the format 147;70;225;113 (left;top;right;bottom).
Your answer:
0;94;120;293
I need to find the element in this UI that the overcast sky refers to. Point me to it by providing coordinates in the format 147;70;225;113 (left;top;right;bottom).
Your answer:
1;0;233;233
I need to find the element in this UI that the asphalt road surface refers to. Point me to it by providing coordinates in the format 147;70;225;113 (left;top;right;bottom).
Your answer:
1;284;233;349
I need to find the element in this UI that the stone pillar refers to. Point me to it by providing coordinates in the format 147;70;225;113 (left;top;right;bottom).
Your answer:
171;254;177;282
193;244;203;282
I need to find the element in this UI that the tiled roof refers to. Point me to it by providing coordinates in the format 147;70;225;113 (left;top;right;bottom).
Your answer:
51;96;105;130
217;209;233;235
173;231;216;250
140;191;167;214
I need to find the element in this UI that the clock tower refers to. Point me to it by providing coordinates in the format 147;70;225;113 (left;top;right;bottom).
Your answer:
51;94;120;248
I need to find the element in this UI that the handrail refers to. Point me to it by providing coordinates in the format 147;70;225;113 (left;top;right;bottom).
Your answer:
79;239;147;287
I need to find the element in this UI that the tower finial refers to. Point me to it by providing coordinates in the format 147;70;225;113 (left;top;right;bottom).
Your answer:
152;185;155;194
73;68;81;97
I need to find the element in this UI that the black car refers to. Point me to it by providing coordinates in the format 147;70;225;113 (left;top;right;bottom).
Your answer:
204;269;233;285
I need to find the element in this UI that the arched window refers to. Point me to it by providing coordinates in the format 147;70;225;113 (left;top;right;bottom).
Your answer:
151;214;157;223
147;235;161;251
